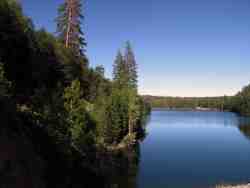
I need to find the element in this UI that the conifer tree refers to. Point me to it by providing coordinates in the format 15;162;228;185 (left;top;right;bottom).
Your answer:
113;50;123;81
63;79;89;143
113;50;129;88
112;44;140;138
56;0;86;57
124;41;138;90
95;65;105;77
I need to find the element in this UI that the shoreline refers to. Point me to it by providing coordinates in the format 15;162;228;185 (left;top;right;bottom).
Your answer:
152;107;224;112
216;184;250;188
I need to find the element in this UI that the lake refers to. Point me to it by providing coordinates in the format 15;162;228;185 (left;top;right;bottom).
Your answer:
137;109;250;188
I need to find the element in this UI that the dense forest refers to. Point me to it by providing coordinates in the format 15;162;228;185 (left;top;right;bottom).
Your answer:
0;0;150;187
144;84;250;116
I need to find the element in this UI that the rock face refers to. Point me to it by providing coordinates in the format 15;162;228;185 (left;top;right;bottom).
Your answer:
0;128;46;188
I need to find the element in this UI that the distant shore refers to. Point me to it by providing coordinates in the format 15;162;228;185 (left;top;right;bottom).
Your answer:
152;107;223;112
216;184;250;188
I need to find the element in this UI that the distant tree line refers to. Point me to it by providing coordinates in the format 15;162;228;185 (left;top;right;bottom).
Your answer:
144;96;230;110
144;84;250;117
0;0;150;187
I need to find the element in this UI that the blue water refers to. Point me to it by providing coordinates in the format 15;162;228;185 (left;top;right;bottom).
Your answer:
138;110;250;188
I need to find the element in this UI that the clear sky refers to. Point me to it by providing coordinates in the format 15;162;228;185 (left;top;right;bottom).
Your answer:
21;0;250;97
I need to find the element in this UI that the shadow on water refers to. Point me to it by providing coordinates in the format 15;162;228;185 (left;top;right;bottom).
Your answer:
98;144;141;188
99;118;150;188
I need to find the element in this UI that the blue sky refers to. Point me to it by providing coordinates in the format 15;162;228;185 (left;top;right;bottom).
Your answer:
21;0;250;97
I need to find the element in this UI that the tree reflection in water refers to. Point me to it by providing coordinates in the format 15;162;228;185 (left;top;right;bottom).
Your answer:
96;144;141;188
98;117;149;188
238;118;250;140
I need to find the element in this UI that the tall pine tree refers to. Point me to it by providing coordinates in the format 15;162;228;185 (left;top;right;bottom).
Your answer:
124;41;138;91
56;0;86;57
113;50;129;88
111;43;140;138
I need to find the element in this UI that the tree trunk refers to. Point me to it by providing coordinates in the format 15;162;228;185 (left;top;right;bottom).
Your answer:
65;0;72;48
128;116;133;136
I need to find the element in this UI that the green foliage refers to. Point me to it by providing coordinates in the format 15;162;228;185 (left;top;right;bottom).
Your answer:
0;61;17;133
0;0;68;98
113;42;138;91
56;0;86;57
109;88;130;142
32;29;65;90
30;86;71;152
127;89;140;134
92;95;111;144
95;65;105;77
64;80;94;143
113;50;129;89
232;85;250;116
144;83;250;117
124;41;138;90
145;95;229;110
86;67;111;102
0;2;151;187
103;42;148;144
94;87;148;145
94;88;129;144
0;63;12;97
0;0;33;95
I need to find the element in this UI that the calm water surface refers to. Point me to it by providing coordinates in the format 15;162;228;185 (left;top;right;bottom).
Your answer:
137;109;250;188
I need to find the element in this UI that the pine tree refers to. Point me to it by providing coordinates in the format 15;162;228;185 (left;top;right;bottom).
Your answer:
63;79;89;143
95;65;105;77
113;50;123;81
56;0;86;57
124;41;138;90
113;50;129;88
